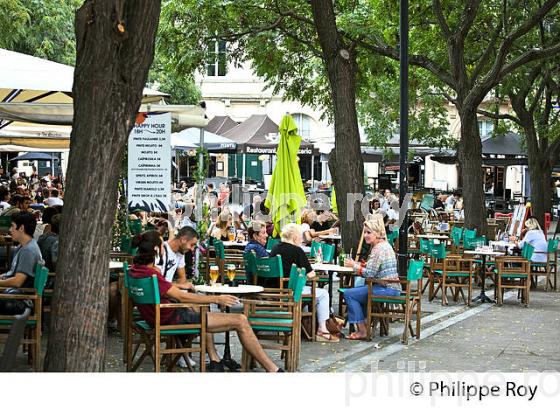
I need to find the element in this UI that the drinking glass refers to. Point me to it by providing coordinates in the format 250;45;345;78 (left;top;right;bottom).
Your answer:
226;264;236;285
228;230;235;241
209;266;220;286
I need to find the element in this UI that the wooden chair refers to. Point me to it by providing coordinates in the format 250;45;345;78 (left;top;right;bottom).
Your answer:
242;265;306;371
213;240;246;284
0;264;49;371
0;307;31;371
530;239;558;291
427;242;446;301
436;255;475;306
366;259;424;343
126;274;208;372
450;226;464;253
495;244;533;307
266;238;280;251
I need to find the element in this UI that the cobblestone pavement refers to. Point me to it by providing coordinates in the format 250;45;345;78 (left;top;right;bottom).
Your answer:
6;277;559;373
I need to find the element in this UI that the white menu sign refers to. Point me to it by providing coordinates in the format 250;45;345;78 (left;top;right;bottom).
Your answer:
127;112;171;212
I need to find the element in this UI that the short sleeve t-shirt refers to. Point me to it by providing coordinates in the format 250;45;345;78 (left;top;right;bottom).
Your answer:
6;239;43;287
128;264;176;325
159;242;186;283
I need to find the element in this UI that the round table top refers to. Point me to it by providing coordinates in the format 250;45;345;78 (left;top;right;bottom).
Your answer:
464;250;505;256
319;234;341;240
194;284;264;294
109;261;124;270
222;241;248;247
489;240;516;248
311;263;354;272
416;234;449;239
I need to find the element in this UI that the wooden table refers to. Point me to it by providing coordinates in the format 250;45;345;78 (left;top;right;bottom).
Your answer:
464;249;504;304
311;263;354;309
195;284;263;370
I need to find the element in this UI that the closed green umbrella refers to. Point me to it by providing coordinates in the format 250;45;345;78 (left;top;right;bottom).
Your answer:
265;114;307;237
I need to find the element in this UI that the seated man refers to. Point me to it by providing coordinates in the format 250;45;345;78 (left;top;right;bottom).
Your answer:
0;213;43;313
38;213;61;272
129;228;282;372
0;194;32;217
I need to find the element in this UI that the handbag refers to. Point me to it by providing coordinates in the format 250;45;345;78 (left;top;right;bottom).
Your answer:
325;313;345;338
0;288;33;315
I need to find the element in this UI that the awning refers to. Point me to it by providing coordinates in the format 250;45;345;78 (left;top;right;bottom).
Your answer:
171;127;237;152
204;115;238;135
222;114;317;155
0;102;208;127
482;132;525;156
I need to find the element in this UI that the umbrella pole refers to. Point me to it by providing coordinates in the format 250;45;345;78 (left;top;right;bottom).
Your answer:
311;155;315;190
242;153;246;187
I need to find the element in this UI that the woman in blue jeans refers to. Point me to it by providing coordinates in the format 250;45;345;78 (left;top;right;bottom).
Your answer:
343;217;401;340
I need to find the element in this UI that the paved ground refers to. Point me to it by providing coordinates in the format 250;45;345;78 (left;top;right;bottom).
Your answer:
7;275;558;372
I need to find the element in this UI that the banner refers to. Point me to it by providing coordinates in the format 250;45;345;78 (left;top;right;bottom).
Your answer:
127;112;171;212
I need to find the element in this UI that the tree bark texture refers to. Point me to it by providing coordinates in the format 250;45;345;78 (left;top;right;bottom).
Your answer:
44;0;161;371
310;0;365;253
456;108;487;234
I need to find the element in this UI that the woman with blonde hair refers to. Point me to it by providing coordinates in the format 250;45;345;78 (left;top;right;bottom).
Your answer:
343;216;400;340
510;217;548;263
269;223;339;342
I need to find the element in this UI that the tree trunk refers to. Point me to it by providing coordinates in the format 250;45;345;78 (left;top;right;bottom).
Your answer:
529;159;551;228
310;0;365;253
457;108;487;234
44;0;161;371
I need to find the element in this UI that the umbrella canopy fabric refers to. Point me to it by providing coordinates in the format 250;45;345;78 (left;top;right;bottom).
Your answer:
0;122;70;149
10;152;58;162
0;48;166;104
265;114;307;236
204;115;238;135
171;127;237;152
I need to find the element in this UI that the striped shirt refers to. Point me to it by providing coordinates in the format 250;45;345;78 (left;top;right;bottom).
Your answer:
358;241;400;291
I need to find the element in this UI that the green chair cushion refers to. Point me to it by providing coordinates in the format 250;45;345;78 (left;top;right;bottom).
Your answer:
337;288;349;293
445;272;471;277
500;274;529;278
135;320;201;335
371;297;408;304
249;317;294;331
0;319;36;326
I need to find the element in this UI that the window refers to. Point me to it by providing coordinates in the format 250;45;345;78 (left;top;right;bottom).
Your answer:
206;41;227;77
478;119;494;138
292;113;311;139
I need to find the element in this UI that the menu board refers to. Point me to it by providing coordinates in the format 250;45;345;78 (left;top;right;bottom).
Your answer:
127;112;171;212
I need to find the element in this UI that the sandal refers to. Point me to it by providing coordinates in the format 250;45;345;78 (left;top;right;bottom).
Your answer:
347;332;367;341
316;331;340;343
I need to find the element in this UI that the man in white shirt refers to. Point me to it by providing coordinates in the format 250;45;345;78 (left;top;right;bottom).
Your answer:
445;192;458;211
45;189;64;206
158;226;198;285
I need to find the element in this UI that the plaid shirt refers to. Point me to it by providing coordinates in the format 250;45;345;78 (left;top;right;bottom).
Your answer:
358;241;400;291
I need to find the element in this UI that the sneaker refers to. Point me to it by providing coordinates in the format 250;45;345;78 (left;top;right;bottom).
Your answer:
207;360;225;372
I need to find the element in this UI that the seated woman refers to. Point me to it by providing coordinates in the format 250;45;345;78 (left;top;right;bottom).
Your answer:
301;210;335;245
510;217;548;263
269;223;339;342
343;217;401;340
243;221;269;284
244;221;269;258
210;210;232;243
129;231;282;372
